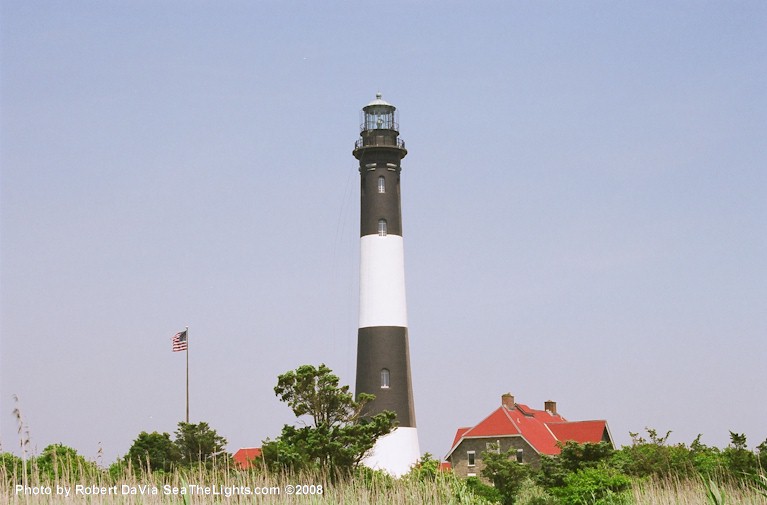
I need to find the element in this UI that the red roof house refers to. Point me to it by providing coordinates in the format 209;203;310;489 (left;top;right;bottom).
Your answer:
233;447;262;470
445;393;613;478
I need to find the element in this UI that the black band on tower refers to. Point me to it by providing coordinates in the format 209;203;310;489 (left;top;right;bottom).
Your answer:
359;164;402;237
355;326;416;427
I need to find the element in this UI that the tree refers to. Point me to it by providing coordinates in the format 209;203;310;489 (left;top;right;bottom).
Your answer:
405;453;440;482
124;431;179;473
0;452;25;482
538;441;615;489
174;422;229;468
35;444;99;481
480;446;531;505
262;364;395;476
724;431;757;476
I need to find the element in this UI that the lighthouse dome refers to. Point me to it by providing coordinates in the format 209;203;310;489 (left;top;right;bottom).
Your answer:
365;92;394;109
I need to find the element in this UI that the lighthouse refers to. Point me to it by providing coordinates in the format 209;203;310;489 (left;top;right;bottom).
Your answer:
353;94;420;476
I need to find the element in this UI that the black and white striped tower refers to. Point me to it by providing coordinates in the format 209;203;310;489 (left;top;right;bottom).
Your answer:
353;94;419;476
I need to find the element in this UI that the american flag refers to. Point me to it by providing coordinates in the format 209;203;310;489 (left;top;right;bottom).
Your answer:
172;330;188;352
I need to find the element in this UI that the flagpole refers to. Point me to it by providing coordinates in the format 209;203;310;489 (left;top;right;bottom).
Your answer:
185;326;189;423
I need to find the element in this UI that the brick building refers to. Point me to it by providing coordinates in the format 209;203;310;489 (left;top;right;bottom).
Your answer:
445;393;613;478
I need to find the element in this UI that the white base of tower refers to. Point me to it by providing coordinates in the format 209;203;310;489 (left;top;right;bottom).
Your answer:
362;427;420;477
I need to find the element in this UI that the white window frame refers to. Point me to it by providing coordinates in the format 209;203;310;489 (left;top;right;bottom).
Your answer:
378;219;387;236
378;176;386;193
467;451;476;467
380;368;390;389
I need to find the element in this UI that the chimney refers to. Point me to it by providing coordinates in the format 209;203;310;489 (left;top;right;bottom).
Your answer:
501;393;515;410
544;400;557;415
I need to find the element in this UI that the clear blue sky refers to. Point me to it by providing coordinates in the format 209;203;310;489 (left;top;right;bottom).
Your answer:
2;1;766;464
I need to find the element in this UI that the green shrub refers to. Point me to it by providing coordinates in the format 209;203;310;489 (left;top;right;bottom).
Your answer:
611;428;696;478
465;476;503;503
481;447;530;504
0;452;25;482
406;453;440;482
34;444;101;481
124;431;179;473
554;465;632;505
540;442;614;488
515;478;558;505
353;464;396;492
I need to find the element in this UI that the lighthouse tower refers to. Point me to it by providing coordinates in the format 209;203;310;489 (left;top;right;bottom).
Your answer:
353;94;420;476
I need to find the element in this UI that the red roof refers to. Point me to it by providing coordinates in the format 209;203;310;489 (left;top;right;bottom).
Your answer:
548;421;608;445
233;448;262;469
446;400;611;459
452;427;472;448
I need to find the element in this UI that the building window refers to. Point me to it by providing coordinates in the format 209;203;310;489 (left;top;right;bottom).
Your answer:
378;176;386;193
378;219;387;236
516;449;524;463
467;451;475;467
380;369;390;388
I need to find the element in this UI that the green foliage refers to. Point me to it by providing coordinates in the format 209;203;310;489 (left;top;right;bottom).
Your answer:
612;428;764;480
560;442;615;473
756;438;767;457
0;452;25;482
124;431;179;473
354;464;397;491
703;477;727;505
723;431;758;477
465;476;504;504
34;444;99;481
689;434;725;476
107;458;128;481
122;421;229;474
481;446;531;504
751;471;767;498
262;364;396;476
406;453;440;482
553;465;632;505
539;442;615;488
515;478;558;505
174;422;229;468
274;364;364;427
611;428;697;478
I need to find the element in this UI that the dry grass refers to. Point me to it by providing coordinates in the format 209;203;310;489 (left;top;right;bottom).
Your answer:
4;462;767;504
631;475;767;505
1;463;486;505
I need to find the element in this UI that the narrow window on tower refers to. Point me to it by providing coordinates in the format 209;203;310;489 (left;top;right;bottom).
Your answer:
378;176;386;193
378;219;387;236
380;368;390;388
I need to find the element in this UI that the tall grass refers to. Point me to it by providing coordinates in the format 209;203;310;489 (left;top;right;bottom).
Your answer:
2;460;488;505
4;460;767;504
631;475;767;505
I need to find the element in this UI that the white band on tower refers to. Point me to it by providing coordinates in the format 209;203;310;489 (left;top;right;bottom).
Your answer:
359;234;408;329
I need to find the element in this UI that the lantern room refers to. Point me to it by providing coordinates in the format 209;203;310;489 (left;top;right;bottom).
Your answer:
354;93;406;155
360;93;399;132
